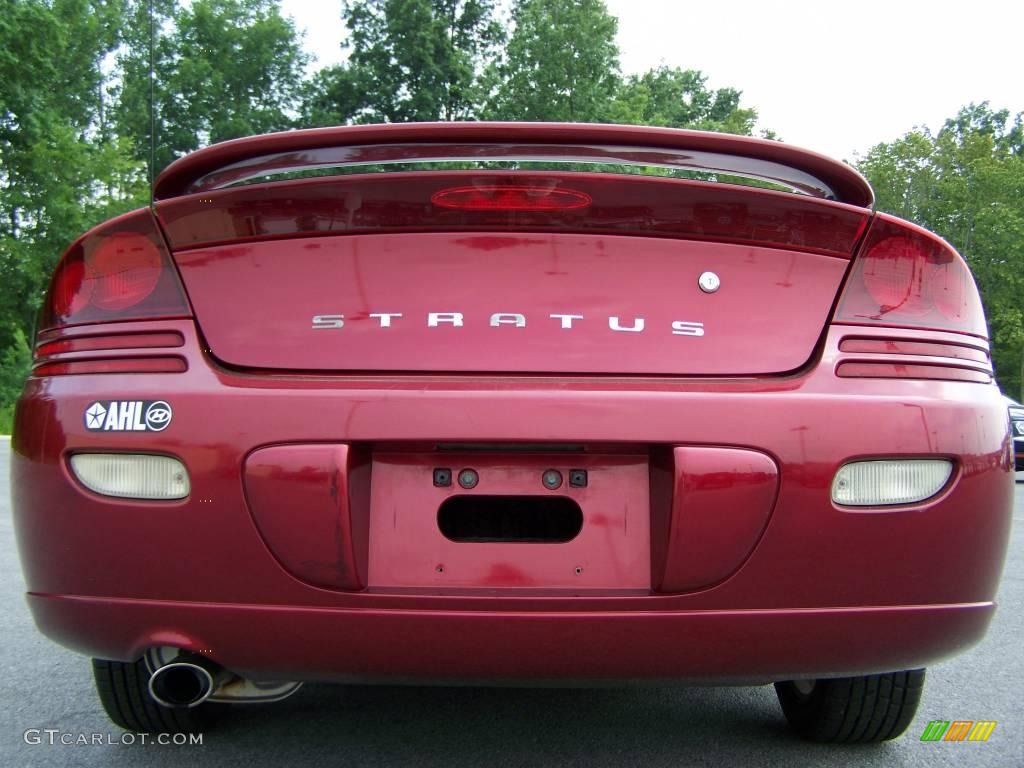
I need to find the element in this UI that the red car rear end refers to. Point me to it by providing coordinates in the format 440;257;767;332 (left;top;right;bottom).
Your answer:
11;123;1013;742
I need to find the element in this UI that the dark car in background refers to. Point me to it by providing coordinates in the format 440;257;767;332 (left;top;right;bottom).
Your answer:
1007;397;1024;473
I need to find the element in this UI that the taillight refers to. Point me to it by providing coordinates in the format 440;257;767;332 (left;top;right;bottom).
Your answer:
833;213;986;337
40;209;191;331
431;185;592;211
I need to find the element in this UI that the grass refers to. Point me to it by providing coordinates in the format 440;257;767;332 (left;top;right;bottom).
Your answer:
0;403;14;435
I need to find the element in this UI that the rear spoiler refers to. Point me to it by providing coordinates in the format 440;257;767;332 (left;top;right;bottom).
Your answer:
153;122;874;208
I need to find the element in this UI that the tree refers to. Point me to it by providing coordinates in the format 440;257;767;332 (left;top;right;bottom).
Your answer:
487;0;620;122
318;0;504;124
300;63;367;127
0;0;313;428
607;66;757;135
853;129;934;220
858;104;1024;398
1;0;142;416
114;0;310;173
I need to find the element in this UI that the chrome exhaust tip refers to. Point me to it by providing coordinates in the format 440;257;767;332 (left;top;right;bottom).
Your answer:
148;656;223;709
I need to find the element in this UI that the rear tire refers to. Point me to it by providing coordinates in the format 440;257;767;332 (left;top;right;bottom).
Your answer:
92;658;226;733
774;669;925;743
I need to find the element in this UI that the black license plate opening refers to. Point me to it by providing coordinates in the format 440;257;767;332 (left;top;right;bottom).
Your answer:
438;495;583;543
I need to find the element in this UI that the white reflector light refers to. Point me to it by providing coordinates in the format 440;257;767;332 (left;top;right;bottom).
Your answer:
831;459;952;506
70;453;190;500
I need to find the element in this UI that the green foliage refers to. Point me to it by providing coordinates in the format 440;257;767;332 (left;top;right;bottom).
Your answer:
486;0;620;122
0;327;31;423
303;0;760;131
300;63;367;127
1;0;144;408
115;0;310;173
298;0;761;133
608;66;757;134
0;405;13;435
316;0;504;125
858;104;1024;398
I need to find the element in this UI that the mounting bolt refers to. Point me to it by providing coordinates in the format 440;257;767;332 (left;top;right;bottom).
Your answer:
542;469;563;490
575;566;583;575
457;468;479;489
433;468;452;487
568;469;588;488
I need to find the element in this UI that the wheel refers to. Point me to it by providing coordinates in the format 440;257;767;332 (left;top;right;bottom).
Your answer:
92;658;226;733
774;669;925;743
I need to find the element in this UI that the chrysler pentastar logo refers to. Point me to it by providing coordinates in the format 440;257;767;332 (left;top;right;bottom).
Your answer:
311;312;705;336
85;402;108;429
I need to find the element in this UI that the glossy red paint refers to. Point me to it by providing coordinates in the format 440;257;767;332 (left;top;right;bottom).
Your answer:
652;447;779;593
10;124;1014;691
244;444;369;591
27;595;994;684
152;122;874;206
11;319;1013;677
172;232;849;376
366;452;650;590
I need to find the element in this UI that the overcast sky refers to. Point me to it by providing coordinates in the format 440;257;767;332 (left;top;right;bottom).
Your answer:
279;0;1023;162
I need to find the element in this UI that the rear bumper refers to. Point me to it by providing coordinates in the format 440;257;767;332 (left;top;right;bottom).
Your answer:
28;593;994;684
12;319;1015;682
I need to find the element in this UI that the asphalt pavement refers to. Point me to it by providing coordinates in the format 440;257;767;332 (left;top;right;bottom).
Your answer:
2;439;1021;767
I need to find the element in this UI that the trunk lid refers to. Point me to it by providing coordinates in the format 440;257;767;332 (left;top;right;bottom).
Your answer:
170;227;853;376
